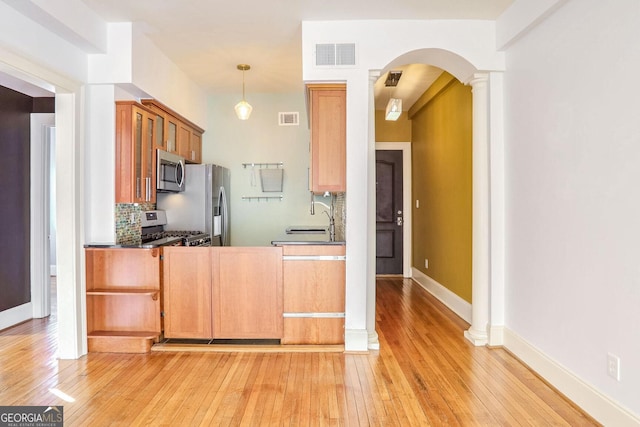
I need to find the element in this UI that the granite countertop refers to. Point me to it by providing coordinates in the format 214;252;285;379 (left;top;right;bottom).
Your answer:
271;226;345;246
85;236;183;249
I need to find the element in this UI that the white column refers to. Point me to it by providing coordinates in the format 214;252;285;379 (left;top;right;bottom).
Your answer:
367;70;380;350
464;73;490;346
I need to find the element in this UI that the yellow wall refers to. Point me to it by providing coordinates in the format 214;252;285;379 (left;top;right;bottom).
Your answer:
411;73;472;303
375;110;411;142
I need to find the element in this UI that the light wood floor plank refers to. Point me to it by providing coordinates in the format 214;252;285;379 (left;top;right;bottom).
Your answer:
0;277;600;426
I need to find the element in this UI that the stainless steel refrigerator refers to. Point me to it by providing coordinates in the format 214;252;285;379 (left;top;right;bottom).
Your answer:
157;164;230;246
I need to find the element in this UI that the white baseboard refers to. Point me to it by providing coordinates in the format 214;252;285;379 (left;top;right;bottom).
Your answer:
345;328;369;352
503;328;640;426
488;325;505;347
411;267;472;323
0;303;32;331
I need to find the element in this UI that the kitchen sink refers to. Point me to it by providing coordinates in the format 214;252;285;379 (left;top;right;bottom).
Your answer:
286;226;327;234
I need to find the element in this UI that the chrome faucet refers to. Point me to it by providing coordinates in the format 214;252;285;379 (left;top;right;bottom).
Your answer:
310;192;335;241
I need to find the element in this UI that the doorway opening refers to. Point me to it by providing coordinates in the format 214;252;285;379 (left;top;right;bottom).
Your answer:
31;112;56;320
375;143;412;277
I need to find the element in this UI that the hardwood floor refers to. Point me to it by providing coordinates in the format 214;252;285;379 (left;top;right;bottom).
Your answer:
0;277;598;426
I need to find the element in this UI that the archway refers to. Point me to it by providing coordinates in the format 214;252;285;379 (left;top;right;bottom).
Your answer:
368;48;496;348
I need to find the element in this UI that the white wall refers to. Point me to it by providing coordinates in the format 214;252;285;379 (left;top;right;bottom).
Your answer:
503;0;640;419
204;92;330;246
302;20;506;350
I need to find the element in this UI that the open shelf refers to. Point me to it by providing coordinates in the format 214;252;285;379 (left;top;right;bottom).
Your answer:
87;288;159;300
87;330;160;353
85;248;161;353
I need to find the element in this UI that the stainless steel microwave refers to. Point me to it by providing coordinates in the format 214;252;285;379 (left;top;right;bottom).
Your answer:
156;150;185;192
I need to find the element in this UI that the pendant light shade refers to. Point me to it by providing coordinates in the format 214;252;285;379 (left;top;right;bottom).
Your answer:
235;64;252;120
385;98;402;121
234;100;252;120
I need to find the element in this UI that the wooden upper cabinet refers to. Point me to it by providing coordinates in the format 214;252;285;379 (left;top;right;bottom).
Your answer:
115;101;156;204
307;84;346;193
189;130;202;164
141;99;204;163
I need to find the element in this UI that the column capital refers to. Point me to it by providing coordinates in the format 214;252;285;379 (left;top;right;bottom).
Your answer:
369;70;382;82
466;72;489;87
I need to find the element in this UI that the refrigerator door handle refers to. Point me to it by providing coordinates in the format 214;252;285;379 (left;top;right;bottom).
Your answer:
220;185;229;246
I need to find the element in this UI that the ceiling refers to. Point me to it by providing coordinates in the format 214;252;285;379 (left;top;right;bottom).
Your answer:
79;0;512;110
3;1;514;110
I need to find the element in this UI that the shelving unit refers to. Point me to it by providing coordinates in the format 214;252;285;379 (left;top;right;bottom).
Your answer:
85;247;162;353
242;162;283;169
241;195;283;202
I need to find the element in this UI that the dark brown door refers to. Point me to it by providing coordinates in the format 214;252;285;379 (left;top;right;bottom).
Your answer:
376;150;403;274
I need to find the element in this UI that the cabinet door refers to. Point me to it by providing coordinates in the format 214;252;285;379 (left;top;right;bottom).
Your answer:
143;112;155;203
282;245;345;345
163;247;212;339
189;130;202;164
134;109;144;200
212;247;283;339
153;113;165;151
166;116;179;153
116;102;156;203
177;122;192;161
308;85;346;193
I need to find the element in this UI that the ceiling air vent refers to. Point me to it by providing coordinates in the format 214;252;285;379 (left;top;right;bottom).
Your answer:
315;43;356;66
278;112;299;126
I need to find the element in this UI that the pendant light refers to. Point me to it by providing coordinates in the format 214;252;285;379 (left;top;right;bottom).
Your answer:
235;64;253;120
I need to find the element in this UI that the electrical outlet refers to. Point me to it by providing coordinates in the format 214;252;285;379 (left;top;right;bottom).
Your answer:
607;353;621;381
425;259;429;269
130;213;136;224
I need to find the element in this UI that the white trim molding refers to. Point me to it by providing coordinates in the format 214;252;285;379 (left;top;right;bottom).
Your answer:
0;303;32;332
375;142;412;278
503;328;640;427
411;268;471;324
345;328;369;353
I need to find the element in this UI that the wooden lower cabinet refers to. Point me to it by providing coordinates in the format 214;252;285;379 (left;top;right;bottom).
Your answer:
162;247;212;339
85;248;161;353
212;247;283;339
281;245;346;345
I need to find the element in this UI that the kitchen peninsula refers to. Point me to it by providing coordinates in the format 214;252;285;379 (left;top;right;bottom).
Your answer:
85;230;345;353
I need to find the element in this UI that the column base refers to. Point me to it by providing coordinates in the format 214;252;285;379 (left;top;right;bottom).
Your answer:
464;328;488;346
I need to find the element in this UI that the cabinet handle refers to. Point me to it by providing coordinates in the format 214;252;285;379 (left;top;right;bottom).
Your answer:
145;177;151;201
282;255;346;261
283;312;345;318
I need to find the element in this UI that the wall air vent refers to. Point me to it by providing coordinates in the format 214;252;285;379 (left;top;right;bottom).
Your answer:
315;43;356;66
278;112;299;126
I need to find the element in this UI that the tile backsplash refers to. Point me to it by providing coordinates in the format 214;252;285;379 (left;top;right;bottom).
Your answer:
334;192;346;242
115;202;155;245
114;197;346;244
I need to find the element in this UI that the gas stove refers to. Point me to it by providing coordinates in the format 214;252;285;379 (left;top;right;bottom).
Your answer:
141;210;212;247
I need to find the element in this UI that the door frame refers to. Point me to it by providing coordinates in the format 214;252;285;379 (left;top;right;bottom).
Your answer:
375;142;412;278
30;113;55;319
